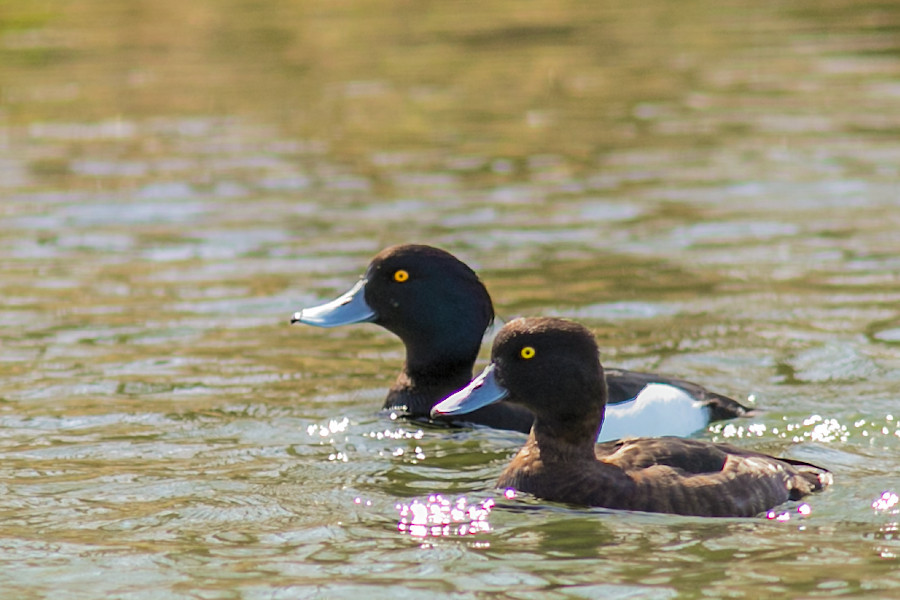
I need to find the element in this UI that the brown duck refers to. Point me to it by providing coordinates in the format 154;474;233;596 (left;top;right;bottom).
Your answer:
432;317;832;517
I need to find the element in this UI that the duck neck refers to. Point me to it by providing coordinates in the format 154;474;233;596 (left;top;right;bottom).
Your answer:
403;333;478;375
384;356;475;417
530;411;603;462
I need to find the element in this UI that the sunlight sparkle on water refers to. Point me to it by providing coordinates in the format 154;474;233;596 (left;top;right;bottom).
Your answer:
785;415;848;443
367;428;424;441
848;415;900;442
766;503;812;522
397;494;495;539
712;414;863;443
872;491;899;513
712;422;768;439
389;446;426;461
876;522;898;559
307;417;350;438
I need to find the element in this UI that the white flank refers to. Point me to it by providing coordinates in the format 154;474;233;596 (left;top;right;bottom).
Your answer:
598;383;709;442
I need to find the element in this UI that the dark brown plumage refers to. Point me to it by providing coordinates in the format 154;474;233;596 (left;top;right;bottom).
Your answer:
433;317;831;517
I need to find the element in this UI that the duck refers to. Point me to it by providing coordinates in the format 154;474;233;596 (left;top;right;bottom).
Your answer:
432;317;831;517
291;244;750;440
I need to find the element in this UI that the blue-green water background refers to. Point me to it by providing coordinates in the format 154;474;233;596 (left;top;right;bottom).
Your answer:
1;0;900;597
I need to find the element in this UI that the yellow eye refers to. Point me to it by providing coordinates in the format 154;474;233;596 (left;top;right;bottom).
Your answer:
393;269;409;283
520;346;536;359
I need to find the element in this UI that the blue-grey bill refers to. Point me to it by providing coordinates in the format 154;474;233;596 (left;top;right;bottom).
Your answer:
290;279;376;327
431;364;508;418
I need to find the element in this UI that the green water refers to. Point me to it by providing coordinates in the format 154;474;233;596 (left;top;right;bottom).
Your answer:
1;0;900;597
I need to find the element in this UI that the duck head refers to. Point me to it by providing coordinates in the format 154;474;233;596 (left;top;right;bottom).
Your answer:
433;317;608;444
292;244;494;376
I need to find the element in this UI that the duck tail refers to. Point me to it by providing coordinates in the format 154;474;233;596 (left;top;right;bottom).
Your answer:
705;391;755;421
783;459;832;498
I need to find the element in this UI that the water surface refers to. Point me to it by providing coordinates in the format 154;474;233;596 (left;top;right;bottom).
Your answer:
2;0;900;597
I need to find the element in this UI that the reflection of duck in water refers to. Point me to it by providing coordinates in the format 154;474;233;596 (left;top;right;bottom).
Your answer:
292;244;750;440
433;317;832;518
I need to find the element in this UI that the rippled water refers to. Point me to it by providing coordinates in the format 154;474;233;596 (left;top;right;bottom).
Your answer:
2;0;900;597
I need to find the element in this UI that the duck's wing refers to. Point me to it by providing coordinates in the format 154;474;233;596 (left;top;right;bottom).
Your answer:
598;437;729;472
604;367;752;420
596;437;831;516
502;437;830;517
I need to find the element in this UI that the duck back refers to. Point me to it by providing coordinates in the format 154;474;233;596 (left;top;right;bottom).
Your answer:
499;436;830;517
